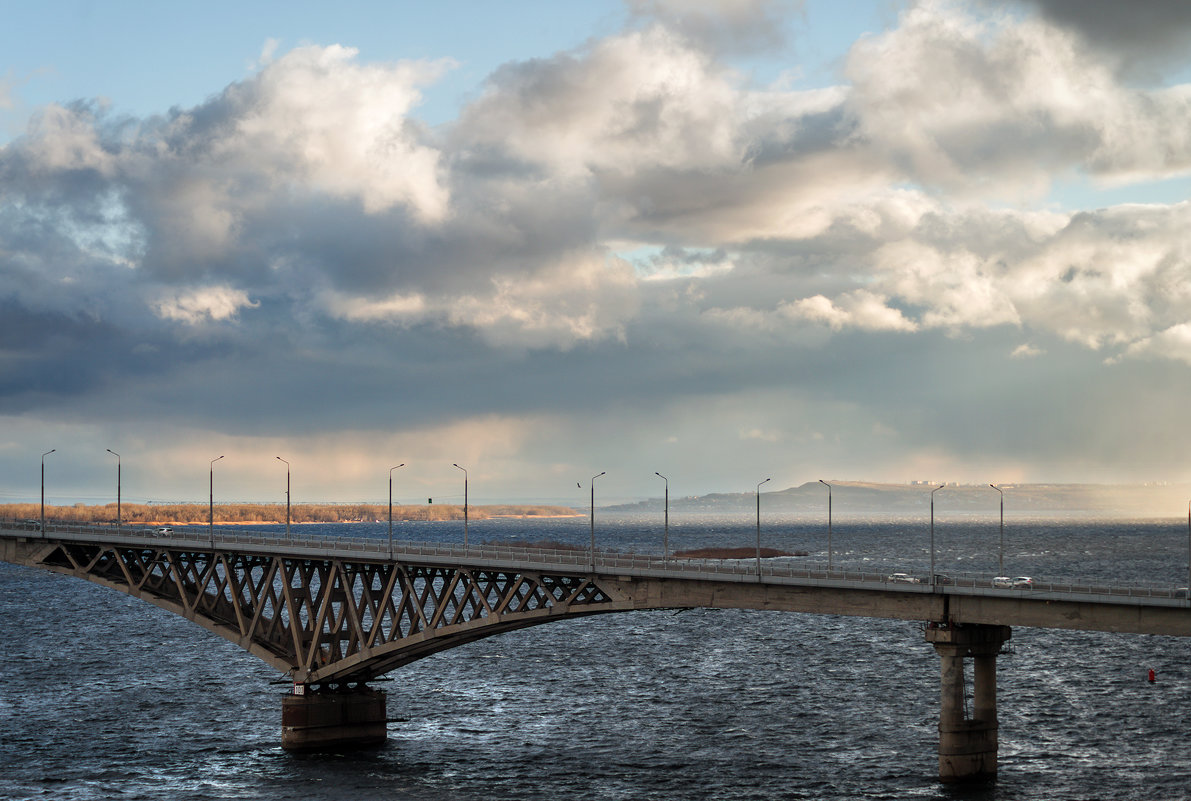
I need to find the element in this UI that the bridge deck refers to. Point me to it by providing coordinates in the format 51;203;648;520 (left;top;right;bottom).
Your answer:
3;519;1186;609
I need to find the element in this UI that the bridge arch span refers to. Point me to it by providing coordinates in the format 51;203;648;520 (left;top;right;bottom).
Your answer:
3;534;941;686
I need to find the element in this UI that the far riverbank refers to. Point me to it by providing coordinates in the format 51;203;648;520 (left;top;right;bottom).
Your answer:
0;502;577;526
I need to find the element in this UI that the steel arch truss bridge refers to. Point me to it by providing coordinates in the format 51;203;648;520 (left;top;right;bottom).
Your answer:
34;540;623;685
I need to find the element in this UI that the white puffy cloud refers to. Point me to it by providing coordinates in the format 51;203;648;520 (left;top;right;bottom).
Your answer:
224;44;453;219
153;286;258;324
782;290;918;332
455;25;746;178
845;0;1191;196
15;103;116;175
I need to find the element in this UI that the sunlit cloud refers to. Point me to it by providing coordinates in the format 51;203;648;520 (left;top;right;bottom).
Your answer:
153;286;259;324
5;1;1191;500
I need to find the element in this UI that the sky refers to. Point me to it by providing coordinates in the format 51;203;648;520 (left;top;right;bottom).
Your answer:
5;0;1191;506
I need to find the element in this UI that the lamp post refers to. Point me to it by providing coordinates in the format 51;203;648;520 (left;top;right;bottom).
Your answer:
819;479;833;572
389;463;405;559
106;449;121;534
40;449;55;537
452;463;468;548
588;472;605;570
655;472;669;558
990;484;1004;576
209;455;224;547
756;477;771;577
275;456;290;538
930;484;944;587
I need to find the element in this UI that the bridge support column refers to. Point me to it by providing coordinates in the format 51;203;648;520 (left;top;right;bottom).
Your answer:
924;623;1011;782
281;684;387;751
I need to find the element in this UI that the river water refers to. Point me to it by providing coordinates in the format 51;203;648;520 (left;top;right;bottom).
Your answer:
1;514;1190;800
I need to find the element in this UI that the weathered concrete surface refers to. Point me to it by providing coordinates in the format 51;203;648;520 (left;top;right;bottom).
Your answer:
281;687;387;751
925;624;1011;782
603;576;1191;637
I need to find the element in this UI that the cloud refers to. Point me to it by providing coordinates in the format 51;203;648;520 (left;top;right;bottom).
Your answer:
845;1;1191;196
739;427;782;442
6;4;1191;498
627;0;803;55
781;290;918;332
1116;323;1191;366
453;25;747;179
153;286;259;324
1004;0;1191;77
324;250;640;348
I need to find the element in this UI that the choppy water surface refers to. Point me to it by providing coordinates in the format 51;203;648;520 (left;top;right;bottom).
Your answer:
2;515;1190;800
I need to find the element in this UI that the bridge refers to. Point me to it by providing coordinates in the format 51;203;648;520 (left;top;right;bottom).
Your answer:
2;519;1188;783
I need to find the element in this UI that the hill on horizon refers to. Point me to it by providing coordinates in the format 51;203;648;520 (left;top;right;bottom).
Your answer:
605;480;1191;518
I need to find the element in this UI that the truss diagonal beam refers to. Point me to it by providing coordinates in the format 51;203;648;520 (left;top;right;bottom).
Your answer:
21;539;629;684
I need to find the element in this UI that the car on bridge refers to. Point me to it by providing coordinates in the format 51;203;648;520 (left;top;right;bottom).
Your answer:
154;527;173;535
886;573;920;584
992;576;1034;589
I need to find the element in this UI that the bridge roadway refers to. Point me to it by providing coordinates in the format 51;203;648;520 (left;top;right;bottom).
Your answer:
2;519;1189;782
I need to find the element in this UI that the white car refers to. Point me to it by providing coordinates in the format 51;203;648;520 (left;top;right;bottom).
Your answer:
992;576;1013;588
887;573;920;584
1012;576;1034;588
155;527;173;535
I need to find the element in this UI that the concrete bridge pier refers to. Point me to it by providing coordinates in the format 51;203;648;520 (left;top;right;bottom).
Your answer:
924;623;1011;782
281;683;387;751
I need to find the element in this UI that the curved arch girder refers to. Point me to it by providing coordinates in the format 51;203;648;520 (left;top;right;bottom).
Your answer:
19;539;645;684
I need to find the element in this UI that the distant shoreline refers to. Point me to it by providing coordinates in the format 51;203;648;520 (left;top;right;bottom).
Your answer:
0;502;579;526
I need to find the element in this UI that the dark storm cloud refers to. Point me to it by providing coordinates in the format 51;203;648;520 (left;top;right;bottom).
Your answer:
1007;0;1191;75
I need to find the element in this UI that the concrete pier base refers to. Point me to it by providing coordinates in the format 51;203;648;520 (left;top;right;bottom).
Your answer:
281;685;387;751
925;623;1011;783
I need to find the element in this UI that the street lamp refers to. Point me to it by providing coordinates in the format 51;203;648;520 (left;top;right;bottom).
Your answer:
655;472;669;558
107;449;121;534
276;456;290;538
930;484;945;587
209;455;224;547
40;449;55;537
586;472;605;570
819;479;833;572
756;477;771;577
990;484;1004;576
389;464;405;559
452;463;468;548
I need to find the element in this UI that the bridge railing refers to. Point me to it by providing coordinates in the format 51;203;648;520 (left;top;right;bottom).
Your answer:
4;518;1188;602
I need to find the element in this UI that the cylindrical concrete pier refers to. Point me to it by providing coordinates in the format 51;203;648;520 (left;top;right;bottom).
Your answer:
925;623;1011;782
281;684;387;751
